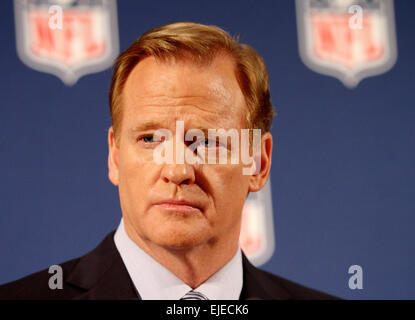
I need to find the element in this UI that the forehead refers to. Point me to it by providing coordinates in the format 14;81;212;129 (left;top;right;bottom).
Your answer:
122;55;247;130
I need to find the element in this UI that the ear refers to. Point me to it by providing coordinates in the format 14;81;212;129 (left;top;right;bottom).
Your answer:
248;132;273;192
108;126;120;186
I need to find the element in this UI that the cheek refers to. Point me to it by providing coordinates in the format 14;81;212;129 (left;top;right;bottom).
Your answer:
204;165;249;221
117;147;159;202
119;143;157;177
215;164;250;191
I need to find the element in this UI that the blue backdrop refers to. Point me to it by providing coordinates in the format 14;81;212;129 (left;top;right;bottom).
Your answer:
1;0;414;299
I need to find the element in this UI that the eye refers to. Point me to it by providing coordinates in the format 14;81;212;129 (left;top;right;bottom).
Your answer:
197;138;225;149
141;135;155;143
203;139;215;147
137;134;164;147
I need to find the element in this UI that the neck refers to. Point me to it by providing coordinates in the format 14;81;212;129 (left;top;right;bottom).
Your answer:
124;221;240;288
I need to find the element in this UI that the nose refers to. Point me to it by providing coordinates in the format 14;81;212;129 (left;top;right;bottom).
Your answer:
161;163;196;185
160;138;196;185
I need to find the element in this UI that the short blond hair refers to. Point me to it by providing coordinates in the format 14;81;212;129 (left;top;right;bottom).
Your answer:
109;22;275;146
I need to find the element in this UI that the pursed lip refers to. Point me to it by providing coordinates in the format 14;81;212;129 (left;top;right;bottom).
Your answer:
153;199;201;212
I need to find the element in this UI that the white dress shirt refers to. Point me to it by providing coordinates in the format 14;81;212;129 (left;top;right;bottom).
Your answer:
113;218;243;300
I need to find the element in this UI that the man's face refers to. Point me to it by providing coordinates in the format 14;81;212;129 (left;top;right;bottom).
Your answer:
108;54;271;251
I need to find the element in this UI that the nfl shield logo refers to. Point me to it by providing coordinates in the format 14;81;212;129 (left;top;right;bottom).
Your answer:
239;180;275;266
14;0;119;85
295;0;397;88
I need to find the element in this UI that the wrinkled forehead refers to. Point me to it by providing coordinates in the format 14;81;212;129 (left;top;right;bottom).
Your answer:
121;55;247;129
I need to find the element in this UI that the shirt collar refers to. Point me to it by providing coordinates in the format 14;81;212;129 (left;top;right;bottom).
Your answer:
114;218;243;300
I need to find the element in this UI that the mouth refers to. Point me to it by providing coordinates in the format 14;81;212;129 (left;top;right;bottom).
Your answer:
153;200;202;214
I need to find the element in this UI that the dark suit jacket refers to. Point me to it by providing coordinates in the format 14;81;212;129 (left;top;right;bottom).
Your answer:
0;231;336;300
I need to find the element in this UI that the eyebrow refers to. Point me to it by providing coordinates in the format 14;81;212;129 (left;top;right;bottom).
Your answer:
129;121;220;134
129;121;165;132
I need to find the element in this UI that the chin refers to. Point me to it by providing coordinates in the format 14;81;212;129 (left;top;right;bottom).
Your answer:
148;223;211;249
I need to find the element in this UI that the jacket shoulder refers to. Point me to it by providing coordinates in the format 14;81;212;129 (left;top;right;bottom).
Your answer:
0;258;84;300
255;267;338;300
0;231;135;300
241;253;337;300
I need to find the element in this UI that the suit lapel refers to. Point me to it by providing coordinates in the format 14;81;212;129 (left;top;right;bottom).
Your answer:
65;231;139;300
239;253;292;300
